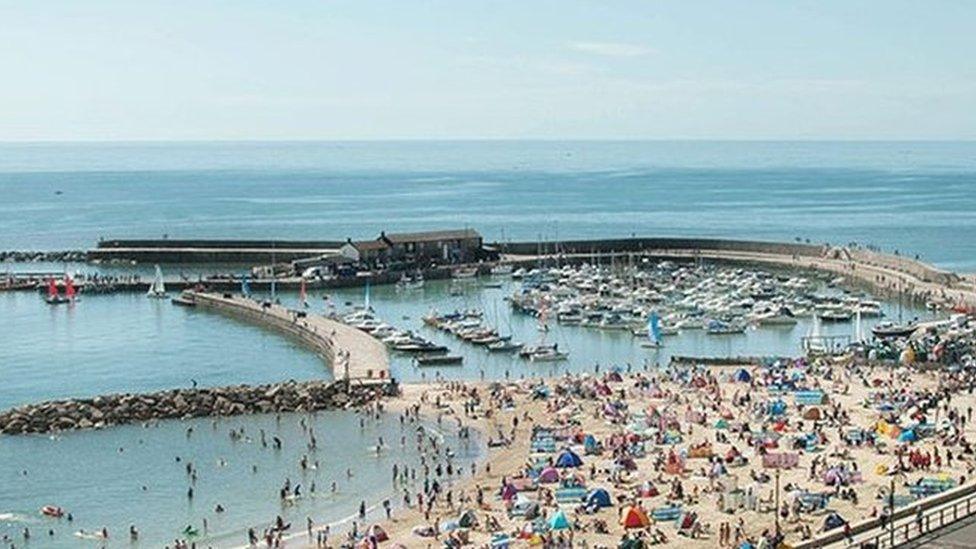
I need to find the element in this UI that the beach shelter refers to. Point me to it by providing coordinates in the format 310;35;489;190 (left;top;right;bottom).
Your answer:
548;509;572;530
802;407;823;421
620;505;651;529
768;400;787;416
586;488;612;508
538;466;560;483
365;524;388;542
618;537;646;549
733;368;752;382
822;511;847;531
583;434;600;454
898;429;918;443
457;509;479;528
501;482;518;501
555;449;583;468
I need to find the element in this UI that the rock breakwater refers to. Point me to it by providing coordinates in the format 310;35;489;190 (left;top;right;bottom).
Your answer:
1;250;87;263
0;379;393;435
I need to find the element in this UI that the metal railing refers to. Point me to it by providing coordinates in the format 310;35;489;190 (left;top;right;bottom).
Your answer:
793;482;976;549
851;490;976;548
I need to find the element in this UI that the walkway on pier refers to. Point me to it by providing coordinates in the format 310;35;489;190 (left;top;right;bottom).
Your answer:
187;291;389;381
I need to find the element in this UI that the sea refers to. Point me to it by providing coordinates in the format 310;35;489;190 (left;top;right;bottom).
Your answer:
1;141;974;547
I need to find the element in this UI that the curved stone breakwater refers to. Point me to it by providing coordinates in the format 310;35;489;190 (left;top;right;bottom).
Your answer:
0;379;391;435
0;249;87;263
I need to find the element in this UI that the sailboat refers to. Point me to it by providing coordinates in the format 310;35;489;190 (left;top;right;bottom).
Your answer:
45;277;68;305
640;311;663;349
299;277;309;308
64;275;78;303
146;265;168;298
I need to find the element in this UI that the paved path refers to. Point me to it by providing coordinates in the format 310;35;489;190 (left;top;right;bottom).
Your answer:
188;291;389;381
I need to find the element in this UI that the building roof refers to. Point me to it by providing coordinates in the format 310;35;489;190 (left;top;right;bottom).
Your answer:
383;229;481;244
351;239;390;251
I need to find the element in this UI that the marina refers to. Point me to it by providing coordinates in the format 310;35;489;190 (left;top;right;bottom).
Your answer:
2;143;976;548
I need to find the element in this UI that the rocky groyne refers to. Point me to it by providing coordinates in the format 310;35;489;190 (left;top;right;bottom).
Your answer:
1;250;87;263
0;379;393;435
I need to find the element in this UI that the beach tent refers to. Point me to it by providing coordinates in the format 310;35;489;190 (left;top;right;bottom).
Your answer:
583;434;601;454
548;509;572;530
898;429;918;443
555;449;583;468
802;407;823;421
586;488;613;508
733;368;752;382
538;466;560;483
457;509;479;528
823;512;847;531
365;524;389;542
620;505;651;529
501;483;518;501
715;419;729;430
618;537;646;549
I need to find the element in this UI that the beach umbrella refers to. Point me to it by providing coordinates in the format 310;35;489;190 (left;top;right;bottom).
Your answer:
548;509;572;530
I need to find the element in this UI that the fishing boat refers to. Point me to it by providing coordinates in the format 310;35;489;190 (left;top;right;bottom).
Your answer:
487;340;522;353
871;321;917;339
45;278;68;305
146;265;168;298
706;319;746;335
528;348;569;362
490;264;514;276
415;354;463;367
817;308;852;323
396;272;425;291
452;267;478;279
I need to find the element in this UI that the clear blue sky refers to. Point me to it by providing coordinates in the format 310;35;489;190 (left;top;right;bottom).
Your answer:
1;0;973;140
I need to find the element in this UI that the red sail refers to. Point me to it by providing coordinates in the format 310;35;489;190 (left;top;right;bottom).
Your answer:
47;277;59;298
65;276;76;300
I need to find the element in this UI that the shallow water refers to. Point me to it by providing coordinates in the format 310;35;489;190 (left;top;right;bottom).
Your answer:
0;409;478;548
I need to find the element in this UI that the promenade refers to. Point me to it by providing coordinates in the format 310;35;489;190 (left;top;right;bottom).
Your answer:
187;291;390;381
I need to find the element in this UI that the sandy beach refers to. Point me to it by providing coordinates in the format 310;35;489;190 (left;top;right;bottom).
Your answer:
298;357;976;549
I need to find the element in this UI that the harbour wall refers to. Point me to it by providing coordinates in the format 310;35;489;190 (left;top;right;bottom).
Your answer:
185;291;390;381
0;379;388;435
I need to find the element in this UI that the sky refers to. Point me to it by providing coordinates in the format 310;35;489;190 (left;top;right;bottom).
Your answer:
0;0;974;141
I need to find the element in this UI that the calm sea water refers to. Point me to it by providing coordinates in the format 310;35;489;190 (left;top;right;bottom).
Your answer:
0;141;967;547
1;141;975;270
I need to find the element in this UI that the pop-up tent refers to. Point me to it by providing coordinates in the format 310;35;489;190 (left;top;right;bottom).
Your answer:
620;505;651;529
548;509;572;530
733;368;752;382
555;449;583;468
586;488;612;508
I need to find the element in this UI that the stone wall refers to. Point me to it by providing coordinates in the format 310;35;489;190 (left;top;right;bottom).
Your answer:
0;379;390;435
496;237;824;258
